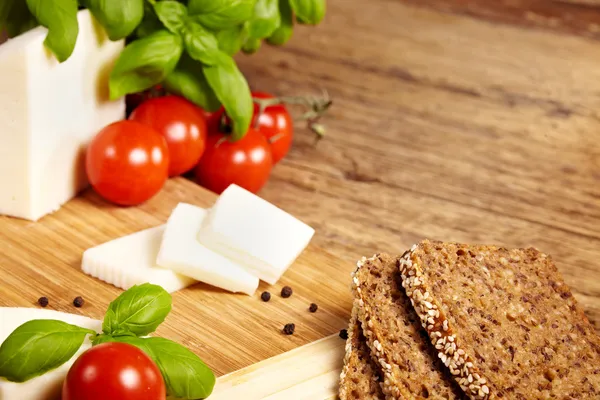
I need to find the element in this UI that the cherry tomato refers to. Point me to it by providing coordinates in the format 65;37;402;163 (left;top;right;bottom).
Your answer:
130;95;207;177
251;91;294;164
212;92;294;162
195;128;273;194
62;342;165;400
200;108;225;134
86;120;169;206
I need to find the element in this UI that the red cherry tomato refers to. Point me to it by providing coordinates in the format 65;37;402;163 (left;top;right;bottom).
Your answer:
130;95;208;177
200;108;225;134
252;91;294;164
86;120;169;206
195;128;273;194
62;342;165;400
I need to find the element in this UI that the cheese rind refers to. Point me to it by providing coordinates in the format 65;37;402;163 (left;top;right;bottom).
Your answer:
157;203;259;295
0;308;101;400
197;185;315;284
82;225;196;294
0;10;124;221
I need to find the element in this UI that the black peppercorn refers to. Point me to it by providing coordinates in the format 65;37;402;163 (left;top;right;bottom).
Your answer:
339;329;348;340
37;297;49;307
281;286;293;298
73;296;84;308
261;291;271;302
309;303;318;313
283;323;295;335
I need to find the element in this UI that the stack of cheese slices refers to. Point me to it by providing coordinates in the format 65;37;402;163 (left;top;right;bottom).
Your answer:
340;240;600;399
82;184;315;295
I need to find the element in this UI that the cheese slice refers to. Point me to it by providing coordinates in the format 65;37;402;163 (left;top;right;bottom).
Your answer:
82;226;196;294
197;185;315;284
157;203;259;295
0;308;101;400
0;10;124;221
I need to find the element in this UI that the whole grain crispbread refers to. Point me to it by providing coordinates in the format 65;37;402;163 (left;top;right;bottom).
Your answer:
353;253;465;400
339;301;386;400
399;240;600;400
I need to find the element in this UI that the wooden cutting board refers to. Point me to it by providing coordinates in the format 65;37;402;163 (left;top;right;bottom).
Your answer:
0;178;354;378
212;334;345;400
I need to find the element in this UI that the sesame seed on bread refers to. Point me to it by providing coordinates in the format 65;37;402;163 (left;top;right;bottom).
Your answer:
399;240;600;399
353;253;465;399
339;301;386;400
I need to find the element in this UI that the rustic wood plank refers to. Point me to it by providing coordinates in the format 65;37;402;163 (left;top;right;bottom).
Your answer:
398;0;600;40
234;1;600;330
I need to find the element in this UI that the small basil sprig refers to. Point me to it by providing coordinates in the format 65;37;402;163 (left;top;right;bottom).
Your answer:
0;284;216;399
108;336;215;399
246;0;280;41
0;320;95;382
102;283;172;336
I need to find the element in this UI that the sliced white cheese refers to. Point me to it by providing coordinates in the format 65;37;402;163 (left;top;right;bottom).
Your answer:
157;203;259;296
0;10;124;221
82;226;196;294
0;308;101;400
197;185;315;284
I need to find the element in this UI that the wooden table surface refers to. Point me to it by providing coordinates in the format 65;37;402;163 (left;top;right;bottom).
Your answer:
1;0;600;382
236;0;600;330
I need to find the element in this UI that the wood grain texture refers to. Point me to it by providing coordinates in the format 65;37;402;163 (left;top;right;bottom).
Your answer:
0;179;353;376
234;0;600;331
399;0;600;40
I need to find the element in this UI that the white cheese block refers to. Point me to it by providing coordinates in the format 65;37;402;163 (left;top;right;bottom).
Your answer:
0;10;125;221
82;226;196;294
197;185;315;284
157;203;259;296
0;308;101;400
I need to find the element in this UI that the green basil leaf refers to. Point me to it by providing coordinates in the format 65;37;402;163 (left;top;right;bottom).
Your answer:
203;54;252;139
164;54;221;111
188;0;255;30
241;37;261;54
102;283;172;336
3;0;38;38
182;21;221;65
109;30;183;100
267;0;293;46
154;0;187;34
216;24;247;55
25;0;79;62
112;336;215;399
246;0;280;40
290;0;325;25
136;3;163;38
0;320;95;382
82;0;143;40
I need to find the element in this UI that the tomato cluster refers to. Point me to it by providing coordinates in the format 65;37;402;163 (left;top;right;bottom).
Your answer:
86;92;294;205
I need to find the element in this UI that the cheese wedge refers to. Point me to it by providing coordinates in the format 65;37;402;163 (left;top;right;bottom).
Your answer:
0;308;101;400
197;185;315;284
157;203;259;295
82;226;196;293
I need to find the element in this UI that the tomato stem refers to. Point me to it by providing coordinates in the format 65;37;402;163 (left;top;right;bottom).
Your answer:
252;89;332;140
